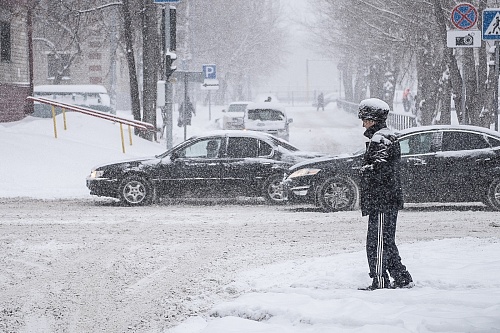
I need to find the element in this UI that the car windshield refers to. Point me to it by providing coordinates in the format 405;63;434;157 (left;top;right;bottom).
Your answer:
155;138;195;159
352;146;366;155
247;109;285;121
269;136;299;152
228;104;247;112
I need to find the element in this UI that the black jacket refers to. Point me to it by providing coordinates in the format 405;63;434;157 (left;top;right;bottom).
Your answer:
360;122;404;216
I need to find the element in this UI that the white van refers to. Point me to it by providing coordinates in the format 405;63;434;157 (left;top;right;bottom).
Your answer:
243;102;293;141
221;101;253;129
33;84;112;117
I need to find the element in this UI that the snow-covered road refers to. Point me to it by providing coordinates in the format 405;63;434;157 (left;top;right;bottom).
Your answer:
1;198;498;332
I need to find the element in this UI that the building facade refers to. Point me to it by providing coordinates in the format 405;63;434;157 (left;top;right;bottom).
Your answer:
0;0;32;122
32;3;131;112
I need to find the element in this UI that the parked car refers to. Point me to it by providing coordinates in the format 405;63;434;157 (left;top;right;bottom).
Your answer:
283;125;500;212
87;130;325;206
33;84;112;117
243;102;293;141
221;101;253;129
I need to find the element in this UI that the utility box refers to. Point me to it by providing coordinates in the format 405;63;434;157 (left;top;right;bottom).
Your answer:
157;80;166;107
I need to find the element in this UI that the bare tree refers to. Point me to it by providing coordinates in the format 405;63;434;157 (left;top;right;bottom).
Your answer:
175;0;287;104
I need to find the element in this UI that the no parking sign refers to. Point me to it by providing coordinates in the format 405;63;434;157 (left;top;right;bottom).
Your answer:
451;3;478;30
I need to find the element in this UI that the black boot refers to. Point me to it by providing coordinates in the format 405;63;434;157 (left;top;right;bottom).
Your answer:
393;271;414;289
359;277;390;291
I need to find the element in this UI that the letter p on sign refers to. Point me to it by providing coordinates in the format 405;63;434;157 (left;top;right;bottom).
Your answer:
203;64;216;80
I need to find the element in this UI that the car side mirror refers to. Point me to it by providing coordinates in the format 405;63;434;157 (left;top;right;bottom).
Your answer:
288;118;293;124
170;151;180;161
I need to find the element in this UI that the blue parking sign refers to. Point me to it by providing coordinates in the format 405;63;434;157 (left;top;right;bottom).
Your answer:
202;64;216;80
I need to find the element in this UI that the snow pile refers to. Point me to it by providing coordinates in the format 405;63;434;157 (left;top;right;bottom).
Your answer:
170;238;500;333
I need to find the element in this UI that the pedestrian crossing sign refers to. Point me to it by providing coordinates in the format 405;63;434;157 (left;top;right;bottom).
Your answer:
483;9;500;40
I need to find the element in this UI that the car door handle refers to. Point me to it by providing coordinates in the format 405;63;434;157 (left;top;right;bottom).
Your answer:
408;158;427;165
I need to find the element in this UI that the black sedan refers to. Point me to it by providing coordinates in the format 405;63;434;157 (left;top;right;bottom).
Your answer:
87;130;324;206
284;125;500;212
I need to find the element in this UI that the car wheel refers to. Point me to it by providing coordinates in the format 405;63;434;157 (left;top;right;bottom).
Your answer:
485;177;500;211
316;176;358;212
118;175;153;206
263;174;287;204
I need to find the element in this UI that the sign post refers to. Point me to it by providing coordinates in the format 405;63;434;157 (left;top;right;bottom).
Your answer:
483;9;500;131
156;1;178;149
202;64;219;120
447;4;479;125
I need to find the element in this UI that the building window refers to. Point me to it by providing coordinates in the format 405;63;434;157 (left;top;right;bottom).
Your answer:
90;77;102;84
1;21;11;62
47;53;71;79
88;52;101;60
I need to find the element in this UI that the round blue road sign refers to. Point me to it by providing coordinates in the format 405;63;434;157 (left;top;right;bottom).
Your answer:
451;3;478;30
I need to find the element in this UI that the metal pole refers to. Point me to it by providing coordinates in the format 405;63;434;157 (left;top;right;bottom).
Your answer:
462;49;467;124
162;6;174;149
184;72;188;141
494;44;499;130
306;59;309;104
208;91;212;121
109;6;117;114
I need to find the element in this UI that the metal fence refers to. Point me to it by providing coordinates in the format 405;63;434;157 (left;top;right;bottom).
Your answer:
337;99;417;130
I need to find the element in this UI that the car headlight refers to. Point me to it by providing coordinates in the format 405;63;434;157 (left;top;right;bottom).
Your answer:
287;168;321;179
89;170;105;179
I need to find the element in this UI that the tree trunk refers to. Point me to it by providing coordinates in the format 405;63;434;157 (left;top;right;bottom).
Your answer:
416;32;442;126
433;0;460;125
141;0;159;141
352;64;365;102
477;0;491;128
369;58;384;100
341;62;354;102
464;48;478;125
122;0;142;130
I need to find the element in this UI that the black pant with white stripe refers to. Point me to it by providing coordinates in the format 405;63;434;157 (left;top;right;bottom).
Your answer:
366;210;410;289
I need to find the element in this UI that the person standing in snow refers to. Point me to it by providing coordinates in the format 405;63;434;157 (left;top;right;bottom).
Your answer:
177;97;195;127
402;88;411;113
357;98;413;291
317;92;325;111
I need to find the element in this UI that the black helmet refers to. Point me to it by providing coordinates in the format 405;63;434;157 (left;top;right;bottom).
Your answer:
358;98;390;122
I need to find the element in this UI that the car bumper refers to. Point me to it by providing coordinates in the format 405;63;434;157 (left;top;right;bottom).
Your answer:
283;177;315;201
224;123;244;129
223;118;244;129
86;177;118;198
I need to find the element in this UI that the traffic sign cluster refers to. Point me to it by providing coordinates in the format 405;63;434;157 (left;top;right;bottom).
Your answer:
447;3;500;47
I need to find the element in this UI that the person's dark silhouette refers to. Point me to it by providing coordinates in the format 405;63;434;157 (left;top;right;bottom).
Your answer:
492;16;500;34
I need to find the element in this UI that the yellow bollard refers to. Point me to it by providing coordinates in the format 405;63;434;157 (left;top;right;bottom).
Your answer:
51;105;58;138
120;123;126;153
62;107;67;130
128;125;133;146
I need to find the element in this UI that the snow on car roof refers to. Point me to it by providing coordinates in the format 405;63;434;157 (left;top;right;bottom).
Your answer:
397;124;500;138
191;129;282;139
229;101;253;105
247;102;286;111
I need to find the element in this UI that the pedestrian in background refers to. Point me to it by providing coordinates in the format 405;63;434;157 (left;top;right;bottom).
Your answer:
317;92;324;111
357;98;413;291
402;88;411;113
177;97;195;127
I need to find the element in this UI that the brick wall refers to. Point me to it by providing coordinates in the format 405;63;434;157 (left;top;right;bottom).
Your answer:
0;5;31;122
0;83;30;122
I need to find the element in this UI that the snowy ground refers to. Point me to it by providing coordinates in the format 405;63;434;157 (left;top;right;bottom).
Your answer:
1;102;499;333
